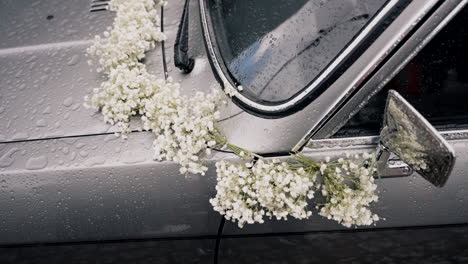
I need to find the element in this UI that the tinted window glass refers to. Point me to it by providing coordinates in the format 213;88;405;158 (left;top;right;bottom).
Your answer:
334;7;468;138
207;0;388;103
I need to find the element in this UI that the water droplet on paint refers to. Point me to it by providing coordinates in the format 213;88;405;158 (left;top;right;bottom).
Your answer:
42;106;51;114
62;147;69;154
25;156;48;170
85;156;106;167
12;132;29;140
63;97;73;107
122;152;146;164
36;119;47;127
66;55;80;66
0;148;19;168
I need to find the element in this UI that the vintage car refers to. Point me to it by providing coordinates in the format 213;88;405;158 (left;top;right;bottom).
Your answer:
0;0;467;263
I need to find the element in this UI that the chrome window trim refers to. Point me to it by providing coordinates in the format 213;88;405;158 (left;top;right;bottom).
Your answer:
199;0;401;113
308;0;467;143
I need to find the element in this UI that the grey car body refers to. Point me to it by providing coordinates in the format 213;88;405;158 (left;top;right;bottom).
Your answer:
1;0;468;262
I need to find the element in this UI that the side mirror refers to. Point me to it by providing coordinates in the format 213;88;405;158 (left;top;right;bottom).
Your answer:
378;90;456;187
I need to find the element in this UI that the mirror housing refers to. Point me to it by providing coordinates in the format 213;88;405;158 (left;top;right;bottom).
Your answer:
379;90;456;187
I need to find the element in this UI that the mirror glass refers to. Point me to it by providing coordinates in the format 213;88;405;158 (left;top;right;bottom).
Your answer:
380;90;456;187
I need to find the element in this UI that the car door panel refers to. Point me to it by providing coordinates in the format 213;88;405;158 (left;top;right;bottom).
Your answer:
220;134;468;236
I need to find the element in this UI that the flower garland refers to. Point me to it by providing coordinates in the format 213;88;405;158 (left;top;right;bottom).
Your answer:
86;0;222;175
85;0;380;228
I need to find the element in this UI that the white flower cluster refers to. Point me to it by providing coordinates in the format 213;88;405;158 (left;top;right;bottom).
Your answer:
86;0;223;175
87;0;166;73
210;159;317;228
318;153;380;227
85;0;166;132
142;89;221;175
86;64;161;133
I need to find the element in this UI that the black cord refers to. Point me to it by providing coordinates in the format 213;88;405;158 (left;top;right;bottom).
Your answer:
160;6;168;80
212;157;261;263
213;217;226;264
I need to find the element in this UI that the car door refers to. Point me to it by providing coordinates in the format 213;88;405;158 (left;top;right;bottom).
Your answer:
215;0;468;262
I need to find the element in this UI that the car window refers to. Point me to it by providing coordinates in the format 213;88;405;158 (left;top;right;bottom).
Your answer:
205;0;389;105
333;6;468;138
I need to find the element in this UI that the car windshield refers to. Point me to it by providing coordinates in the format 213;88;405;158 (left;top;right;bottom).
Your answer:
207;0;388;104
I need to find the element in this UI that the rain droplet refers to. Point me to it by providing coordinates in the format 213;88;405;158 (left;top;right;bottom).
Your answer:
63;97;73;107
36;119;47;127
62;147;70;154
122;152;146;164
71;103;80;111
70;152;77;161
42;106;51;114
0;148;19;168
12;132;29;140
85;156;106;167
104;134;119;142
66;55;80;66
25;156;48;170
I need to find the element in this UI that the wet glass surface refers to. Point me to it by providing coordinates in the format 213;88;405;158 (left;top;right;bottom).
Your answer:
335;6;468;138
207;0;387;103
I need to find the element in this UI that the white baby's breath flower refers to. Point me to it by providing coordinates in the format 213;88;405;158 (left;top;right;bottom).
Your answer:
317;153;380;227
142;89;222;175
87;0;166;73
86;0;166;132
86;0;223;175
211;159;317;228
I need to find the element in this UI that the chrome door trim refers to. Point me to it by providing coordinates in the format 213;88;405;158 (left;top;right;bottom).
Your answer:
309;0;467;142
305;129;468;151
199;0;402;114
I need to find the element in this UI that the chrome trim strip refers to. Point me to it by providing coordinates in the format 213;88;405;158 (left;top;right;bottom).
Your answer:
306;129;468;150
199;0;401;113
310;0;466;142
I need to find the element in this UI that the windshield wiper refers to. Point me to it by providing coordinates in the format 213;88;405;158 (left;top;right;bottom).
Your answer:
174;0;195;73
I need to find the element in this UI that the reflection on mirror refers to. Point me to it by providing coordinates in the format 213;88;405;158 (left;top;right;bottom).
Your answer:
380;90;455;187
